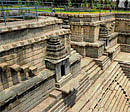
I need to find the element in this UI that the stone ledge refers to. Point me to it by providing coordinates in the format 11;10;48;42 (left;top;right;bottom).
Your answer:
115;60;130;65
69;52;81;65
70;18;115;26
118;32;130;35
0;17;63;33
71;41;104;48
0;69;54;107
10;64;21;72
0;29;71;53
120;44;130;53
99;32;118;40
55;12;115;18
116;18;130;21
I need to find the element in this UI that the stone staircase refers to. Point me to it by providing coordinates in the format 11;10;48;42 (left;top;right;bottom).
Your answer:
118;62;130;80
29;57;103;112
94;55;112;70
68;61;129;112
105;44;120;59
29;90;63;112
47;58;103;112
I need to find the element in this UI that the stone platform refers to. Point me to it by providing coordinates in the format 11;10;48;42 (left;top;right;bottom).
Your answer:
115;52;130;63
115;52;130;79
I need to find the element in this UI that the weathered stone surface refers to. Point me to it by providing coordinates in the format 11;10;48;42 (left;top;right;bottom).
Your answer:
0;12;129;112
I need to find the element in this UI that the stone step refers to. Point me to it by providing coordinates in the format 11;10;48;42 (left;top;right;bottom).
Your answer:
80;87;104;112
80;78;116;111
119;97;127;112
87;64;98;75
99;90;114;110
79;75;89;88
117;74;124;84
74;62;119;112
29;96;56;112
88;67;101;80
116;73;129;96
81;57;93;68
101;58;112;70
79;73;89;84
49;92;76;112
123;77;129;93
49;90;62;100
92;70;103;82
81;61;96;73
77;80;90;98
115;68;123;80
106;44;120;59
125;81;130;97
102;64;120;92
57;76;79;94
95;56;111;68
116;91;126;112
68;62;123;112
90;80;117;111
48;98;64;112
95;55;109;63
104;90;117;111
70;80;102;112
111;88;123;112
123;104;129;112
55;73;72;88
105;86;119;112
95;87;112;110
120;75;127;89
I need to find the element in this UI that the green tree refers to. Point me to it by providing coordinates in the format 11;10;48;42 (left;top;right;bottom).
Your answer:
68;0;72;7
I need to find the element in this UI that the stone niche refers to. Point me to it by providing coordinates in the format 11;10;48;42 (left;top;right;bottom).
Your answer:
46;58;70;82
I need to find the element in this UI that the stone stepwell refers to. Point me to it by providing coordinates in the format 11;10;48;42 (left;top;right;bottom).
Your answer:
68;62;129;112
0;12;129;112
30;55;104;112
30;58;130;112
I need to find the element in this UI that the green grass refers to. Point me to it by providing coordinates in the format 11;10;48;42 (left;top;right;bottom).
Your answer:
1;6;130;14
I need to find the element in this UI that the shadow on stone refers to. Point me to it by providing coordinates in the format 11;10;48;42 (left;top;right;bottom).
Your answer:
62;89;78;108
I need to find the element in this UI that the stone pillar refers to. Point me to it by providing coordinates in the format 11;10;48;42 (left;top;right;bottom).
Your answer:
55;63;62;81
10;64;21;85
0;63;14;89
64;59;70;75
21;65;29;80
29;66;37;77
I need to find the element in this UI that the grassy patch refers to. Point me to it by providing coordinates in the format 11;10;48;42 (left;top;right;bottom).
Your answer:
1;6;130;14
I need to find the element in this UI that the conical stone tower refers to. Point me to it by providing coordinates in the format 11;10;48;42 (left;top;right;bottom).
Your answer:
46;35;68;61
45;35;70;82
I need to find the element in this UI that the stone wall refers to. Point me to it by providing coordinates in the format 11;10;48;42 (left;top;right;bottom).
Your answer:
40;13;130;57
0;74;55;112
115;13;130;53
0;17;72;112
